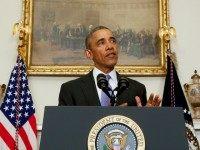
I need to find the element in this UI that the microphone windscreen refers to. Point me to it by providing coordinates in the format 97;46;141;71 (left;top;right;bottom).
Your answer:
118;77;129;91
97;74;108;89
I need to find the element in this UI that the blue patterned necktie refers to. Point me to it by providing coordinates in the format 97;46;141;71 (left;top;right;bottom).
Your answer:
100;75;111;106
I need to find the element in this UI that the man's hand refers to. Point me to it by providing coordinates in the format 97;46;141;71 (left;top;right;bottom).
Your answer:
118;103;128;106
117;93;161;107
135;93;161;107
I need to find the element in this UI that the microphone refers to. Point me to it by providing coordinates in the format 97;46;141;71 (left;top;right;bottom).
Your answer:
97;73;115;106
118;77;129;91
116;77;129;96
97;73;109;91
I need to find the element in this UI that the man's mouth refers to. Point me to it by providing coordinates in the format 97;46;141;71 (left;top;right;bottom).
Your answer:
106;52;116;58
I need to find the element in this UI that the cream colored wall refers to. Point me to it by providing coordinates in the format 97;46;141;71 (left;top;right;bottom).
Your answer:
0;0;200;139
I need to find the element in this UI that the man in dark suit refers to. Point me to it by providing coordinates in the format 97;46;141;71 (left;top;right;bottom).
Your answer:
58;26;161;106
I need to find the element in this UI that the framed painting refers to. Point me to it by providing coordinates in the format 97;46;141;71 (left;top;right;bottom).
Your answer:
22;0;169;76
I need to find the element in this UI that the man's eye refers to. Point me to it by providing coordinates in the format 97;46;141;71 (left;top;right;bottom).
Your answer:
111;39;117;44
98;41;104;45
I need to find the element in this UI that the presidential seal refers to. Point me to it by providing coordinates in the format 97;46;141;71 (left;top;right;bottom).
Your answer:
88;115;145;150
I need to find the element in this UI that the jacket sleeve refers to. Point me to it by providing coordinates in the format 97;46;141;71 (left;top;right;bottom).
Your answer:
58;83;75;106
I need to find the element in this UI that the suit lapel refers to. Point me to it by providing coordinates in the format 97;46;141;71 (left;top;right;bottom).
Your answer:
81;71;101;106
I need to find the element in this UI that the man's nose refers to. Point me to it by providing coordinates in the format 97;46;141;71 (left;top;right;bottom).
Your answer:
106;41;114;50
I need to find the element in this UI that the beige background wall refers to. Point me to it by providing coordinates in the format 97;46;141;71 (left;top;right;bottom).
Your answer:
0;0;200;141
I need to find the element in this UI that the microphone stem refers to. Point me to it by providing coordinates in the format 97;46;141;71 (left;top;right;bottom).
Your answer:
110;91;116;106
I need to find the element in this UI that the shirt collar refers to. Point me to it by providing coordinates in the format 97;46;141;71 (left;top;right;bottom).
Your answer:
93;67;117;81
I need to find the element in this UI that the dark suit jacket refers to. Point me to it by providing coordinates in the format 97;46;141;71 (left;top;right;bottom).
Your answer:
58;71;147;106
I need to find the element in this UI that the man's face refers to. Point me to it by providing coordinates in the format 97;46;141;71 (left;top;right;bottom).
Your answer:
86;29;118;73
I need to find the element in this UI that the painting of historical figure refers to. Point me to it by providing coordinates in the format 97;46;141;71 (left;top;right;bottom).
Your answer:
28;0;166;75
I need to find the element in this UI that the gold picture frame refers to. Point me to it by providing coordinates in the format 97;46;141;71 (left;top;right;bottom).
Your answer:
21;0;169;76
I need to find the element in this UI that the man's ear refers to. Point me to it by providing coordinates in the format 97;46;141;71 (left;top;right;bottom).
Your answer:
85;49;93;59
